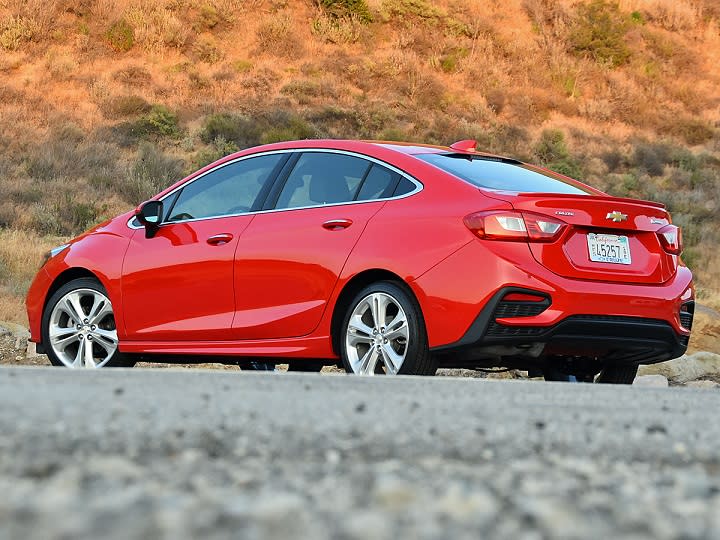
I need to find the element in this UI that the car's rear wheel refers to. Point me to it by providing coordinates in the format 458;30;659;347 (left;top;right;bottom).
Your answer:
42;278;134;368
340;281;435;376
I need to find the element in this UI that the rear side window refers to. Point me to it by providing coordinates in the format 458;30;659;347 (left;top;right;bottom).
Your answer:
356;165;399;201
275;152;371;209
168;154;284;221
417;154;593;195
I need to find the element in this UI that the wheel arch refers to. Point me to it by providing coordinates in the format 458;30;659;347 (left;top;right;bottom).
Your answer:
43;268;103;312
330;268;424;356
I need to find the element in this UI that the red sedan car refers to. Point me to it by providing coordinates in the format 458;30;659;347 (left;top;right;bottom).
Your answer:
26;139;693;383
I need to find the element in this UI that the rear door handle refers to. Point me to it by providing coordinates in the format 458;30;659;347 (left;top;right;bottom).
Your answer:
322;219;353;231
207;233;234;245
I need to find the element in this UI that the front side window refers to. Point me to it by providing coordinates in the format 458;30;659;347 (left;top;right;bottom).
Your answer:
168;154;284;221
417;154;593;195
274;153;372;209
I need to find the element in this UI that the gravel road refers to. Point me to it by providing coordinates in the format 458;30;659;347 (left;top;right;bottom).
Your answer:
1;367;719;540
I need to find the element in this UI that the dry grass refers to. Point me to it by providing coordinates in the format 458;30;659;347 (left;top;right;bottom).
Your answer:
0;0;718;317
0;229;68;324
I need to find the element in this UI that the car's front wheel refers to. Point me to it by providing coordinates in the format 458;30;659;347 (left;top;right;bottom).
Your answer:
340;281;436;376
42;277;134;368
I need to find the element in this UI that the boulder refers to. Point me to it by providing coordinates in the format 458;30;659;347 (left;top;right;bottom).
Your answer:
633;374;669;387
639;352;720;383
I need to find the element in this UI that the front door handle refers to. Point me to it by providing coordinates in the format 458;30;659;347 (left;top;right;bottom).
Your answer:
207;233;234;245
322;219;353;231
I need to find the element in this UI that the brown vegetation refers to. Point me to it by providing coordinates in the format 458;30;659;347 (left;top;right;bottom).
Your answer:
0;0;719;325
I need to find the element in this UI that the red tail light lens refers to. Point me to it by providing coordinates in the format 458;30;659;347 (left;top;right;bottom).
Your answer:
464;211;566;243
656;224;682;255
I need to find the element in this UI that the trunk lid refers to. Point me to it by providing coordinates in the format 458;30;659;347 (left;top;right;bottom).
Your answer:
487;191;678;284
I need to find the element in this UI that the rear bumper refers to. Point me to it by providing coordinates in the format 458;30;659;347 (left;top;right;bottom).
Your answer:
411;240;693;363
431;286;689;365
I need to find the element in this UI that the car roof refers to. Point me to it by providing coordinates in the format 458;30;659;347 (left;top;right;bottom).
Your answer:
231;138;512;160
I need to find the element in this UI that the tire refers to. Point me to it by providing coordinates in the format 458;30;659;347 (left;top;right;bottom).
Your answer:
41;277;135;368
339;281;436;376
595;365;638;384
543;364;637;384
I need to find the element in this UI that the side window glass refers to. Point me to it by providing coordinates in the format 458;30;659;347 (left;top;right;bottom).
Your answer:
393;176;416;197
275;153;371;209
168;154;283;221
356;165;399;201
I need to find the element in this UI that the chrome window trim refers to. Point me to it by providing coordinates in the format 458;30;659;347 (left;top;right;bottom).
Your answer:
127;148;424;230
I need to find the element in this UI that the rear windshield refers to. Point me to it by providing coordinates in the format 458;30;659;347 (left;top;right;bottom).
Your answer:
417;154;593;195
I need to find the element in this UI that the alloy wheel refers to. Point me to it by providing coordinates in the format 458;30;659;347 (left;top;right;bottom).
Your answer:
345;292;409;375
48;288;118;368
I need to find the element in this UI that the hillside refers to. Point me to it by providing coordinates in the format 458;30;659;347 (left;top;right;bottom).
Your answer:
0;0;719;330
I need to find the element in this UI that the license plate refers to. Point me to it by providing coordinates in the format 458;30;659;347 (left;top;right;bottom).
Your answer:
587;233;632;265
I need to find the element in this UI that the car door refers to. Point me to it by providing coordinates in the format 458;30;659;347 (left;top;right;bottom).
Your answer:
231;152;404;339
122;152;288;341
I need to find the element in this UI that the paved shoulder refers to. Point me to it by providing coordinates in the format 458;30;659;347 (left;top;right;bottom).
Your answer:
1;367;719;539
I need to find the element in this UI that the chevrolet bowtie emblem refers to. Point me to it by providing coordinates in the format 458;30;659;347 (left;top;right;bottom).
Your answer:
606;211;628;222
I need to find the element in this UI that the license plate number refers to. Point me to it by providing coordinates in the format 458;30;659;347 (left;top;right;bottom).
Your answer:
587;233;631;265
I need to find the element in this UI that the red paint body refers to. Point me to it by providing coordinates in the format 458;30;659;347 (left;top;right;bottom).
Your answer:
26;139;693;363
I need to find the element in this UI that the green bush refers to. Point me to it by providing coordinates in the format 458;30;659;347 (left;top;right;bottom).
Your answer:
569;0;631;67
143;105;180;137
315;0;373;22
195;137;240;168
533;129;583;179
200;113;262;149
106;19;134;52
260;113;318;144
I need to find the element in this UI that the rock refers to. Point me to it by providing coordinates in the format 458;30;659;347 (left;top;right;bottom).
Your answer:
633;374;669;387
684;380;720;389
639;352;720;383
25;341;42;358
687;304;720;354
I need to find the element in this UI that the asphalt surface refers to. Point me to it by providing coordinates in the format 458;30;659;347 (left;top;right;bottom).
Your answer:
1;367;719;540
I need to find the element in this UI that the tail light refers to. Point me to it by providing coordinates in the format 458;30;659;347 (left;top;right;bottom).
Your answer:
464;211;566;243
656;224;682;255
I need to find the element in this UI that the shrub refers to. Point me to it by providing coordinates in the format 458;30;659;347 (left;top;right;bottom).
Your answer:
0;16;39;50
119;143;184;204
533;129;583;179
101;95;152;118
195;137;240;168
662;118;715;146
199;3;223;29
311;14;363;44
139;105;181;138
381;0;443;21
314;0;373;22
436;47;468;73
569;0;631;67
632;142;672;176
256;17;305;59
193;35;223;63
200;113;262;149
260;113;318;144
106;19;134;52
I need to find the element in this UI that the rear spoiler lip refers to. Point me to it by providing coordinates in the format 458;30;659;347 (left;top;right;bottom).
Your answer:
484;190;667;210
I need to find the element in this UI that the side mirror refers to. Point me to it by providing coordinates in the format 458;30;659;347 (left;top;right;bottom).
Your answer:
135;200;164;238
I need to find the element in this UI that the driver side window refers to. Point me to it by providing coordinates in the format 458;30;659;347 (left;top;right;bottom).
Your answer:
168;154;284;222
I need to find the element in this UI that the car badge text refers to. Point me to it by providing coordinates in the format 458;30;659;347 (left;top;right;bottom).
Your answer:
555;211;574;216
606;211;628;222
